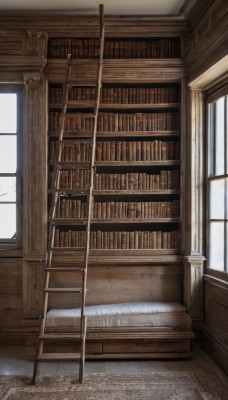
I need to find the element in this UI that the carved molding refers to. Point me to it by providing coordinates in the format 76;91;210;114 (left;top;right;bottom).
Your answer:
189;55;228;90
24;72;43;90
24;30;48;57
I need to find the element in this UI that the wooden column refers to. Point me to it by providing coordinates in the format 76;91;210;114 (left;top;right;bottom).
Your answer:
184;88;205;328
22;71;48;317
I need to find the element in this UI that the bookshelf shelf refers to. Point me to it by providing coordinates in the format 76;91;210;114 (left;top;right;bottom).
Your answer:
47;58;183;66
51;249;181;257
95;161;180;167
92;218;180;224
48;190;180;196
51;254;182;265
48;130;180;138
52;218;180;225
93;190;180;195
49;103;180;110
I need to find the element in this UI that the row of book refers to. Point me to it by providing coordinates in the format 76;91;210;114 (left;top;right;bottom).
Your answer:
49;140;180;163
49;86;180;104
94;171;180;190
54;229;181;249
49;142;91;163
49;112;180;132
49;170;180;190
55;199;180;219
95;140;180;161
48;38;180;59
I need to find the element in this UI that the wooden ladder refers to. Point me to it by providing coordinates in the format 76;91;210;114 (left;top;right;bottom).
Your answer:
32;4;105;384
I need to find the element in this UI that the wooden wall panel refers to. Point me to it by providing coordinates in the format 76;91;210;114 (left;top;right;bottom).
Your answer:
204;275;228;374
48;265;183;309
0;259;23;333
185;0;228;82
47;59;184;85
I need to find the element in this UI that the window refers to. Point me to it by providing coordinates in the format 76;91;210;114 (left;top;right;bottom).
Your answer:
0;87;22;249
207;91;228;273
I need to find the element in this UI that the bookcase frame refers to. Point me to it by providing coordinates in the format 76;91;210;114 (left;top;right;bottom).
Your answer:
43;31;193;359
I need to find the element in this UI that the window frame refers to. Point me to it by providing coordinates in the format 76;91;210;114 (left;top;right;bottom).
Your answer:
0;85;23;253
205;83;228;280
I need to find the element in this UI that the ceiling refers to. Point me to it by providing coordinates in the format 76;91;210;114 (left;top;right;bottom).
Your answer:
0;0;188;15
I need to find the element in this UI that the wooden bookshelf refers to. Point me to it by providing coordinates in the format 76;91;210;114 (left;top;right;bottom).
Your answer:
48;36;181;258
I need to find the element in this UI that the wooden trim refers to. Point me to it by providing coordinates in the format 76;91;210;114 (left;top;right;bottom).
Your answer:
205;84;228;274
0;16;187;37
0;84;23;250
189;56;228;91
178;0;197;18
204;273;228;287
205;76;228;101
184;0;214;29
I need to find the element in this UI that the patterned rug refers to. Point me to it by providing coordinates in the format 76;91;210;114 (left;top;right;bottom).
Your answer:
0;372;227;400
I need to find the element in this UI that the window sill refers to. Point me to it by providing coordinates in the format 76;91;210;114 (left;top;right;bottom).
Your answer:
205;268;228;283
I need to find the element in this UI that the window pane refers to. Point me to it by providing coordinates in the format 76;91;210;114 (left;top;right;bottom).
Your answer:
0;136;17;173
226;97;228;174
215;97;225;176
0;177;16;202
0;204;16;239
208;103;215;176
226;222;228;272
209;178;226;219
209;222;224;271
0;93;17;133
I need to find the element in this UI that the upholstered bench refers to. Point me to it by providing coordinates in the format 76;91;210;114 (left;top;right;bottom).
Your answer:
45;302;194;358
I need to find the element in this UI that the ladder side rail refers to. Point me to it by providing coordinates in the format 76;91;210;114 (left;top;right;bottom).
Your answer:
36;55;73;352
80;4;105;331
48;55;72;223
84;4;105;269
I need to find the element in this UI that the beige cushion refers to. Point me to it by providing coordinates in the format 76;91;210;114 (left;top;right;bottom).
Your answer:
46;302;191;330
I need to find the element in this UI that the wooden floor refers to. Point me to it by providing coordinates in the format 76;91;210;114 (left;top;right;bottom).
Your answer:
0;343;227;385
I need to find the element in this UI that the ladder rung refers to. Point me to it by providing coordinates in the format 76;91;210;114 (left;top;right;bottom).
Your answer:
63;100;96;106
61;113;96;118
58;139;92;144
58;161;91;168
44;288;83;293
67;83;97;88
50;218;87;225
39;334;83;340
37;353;81;361
44;267;85;272
51;246;85;251
50;189;89;195
61;132;93;138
